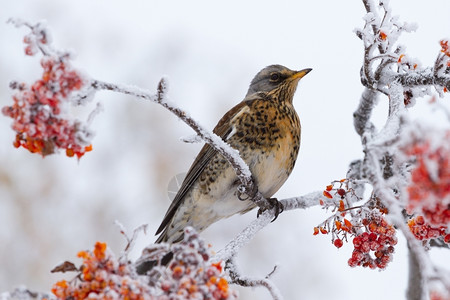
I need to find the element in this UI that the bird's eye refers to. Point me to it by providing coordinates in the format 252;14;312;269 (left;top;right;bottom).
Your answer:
269;72;280;82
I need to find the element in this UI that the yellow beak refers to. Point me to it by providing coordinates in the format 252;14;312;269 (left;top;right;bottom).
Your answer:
290;68;312;80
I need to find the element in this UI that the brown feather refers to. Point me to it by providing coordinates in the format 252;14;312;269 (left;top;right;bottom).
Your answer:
155;101;249;237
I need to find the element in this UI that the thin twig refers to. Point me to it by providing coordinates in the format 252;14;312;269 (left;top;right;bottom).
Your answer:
226;258;283;300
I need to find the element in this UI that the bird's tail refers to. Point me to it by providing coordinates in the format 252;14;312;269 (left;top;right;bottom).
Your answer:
155;226;184;244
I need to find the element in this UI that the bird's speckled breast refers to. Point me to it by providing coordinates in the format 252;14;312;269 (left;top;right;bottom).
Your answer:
194;98;301;217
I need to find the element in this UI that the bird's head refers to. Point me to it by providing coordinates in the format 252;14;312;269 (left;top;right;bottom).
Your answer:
246;65;312;103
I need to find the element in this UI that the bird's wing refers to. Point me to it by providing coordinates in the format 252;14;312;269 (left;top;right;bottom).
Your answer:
155;100;250;236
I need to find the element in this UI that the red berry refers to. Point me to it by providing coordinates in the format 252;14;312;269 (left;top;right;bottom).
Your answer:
334;239;344;248
353;236;362;248
444;234;450;243
368;232;378;241
415;215;425;225
337;188;346;197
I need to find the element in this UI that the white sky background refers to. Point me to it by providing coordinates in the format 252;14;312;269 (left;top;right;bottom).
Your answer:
1;1;449;299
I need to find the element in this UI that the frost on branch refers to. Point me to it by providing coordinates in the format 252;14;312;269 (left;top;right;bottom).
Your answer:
2;20;97;158
355;0;449;107
346;1;450;299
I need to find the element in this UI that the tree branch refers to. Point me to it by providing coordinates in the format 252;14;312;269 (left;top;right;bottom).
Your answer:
89;79;276;211
226;258;283;300
213;191;322;262
407;242;426;300
395;71;450;90
353;88;378;137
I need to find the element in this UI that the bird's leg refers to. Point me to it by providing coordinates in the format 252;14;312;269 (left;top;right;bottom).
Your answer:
257;197;284;222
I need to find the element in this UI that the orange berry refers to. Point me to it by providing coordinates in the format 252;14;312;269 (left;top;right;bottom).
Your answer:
55;280;68;288
77;250;90;259
326;184;333;191
415;215;425;225
323;191;333;199
320;227;328;234
209;276;217;284
93;241;107;260
212;262;223;272
344;218;353;229
313;227;319;235
338;200;345;211
173;266;184;278
335;220;342;230
66;148;74;157
217;278;229;292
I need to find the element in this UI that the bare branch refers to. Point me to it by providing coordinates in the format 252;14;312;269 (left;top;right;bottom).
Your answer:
226;258;283;300
114;221;148;262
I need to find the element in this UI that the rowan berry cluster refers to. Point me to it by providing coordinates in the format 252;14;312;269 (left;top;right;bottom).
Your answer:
430;289;450;300
347;213;397;269
315;180;397;269
408;215;450;243
440;39;450;63
2;20;95;158
51;228;237;299
403;130;450;242
314;179;356;243
52;241;151;299
156;227;237;300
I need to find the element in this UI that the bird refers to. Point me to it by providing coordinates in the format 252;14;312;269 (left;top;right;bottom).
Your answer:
155;64;311;244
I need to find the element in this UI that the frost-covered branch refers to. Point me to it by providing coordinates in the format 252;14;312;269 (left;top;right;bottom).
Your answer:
89;79;277;213
353;88;378;137
213;191;322;263
225;258;282;300
396;70;450;90
351;1;450;299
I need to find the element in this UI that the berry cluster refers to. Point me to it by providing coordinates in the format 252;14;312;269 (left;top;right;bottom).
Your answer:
21;21;51;56
440;39;450;63
408;215;449;243
156;227;237;300
2;21;95;158
51;229;237;299
438;40;450;93
52;241;151;299
315;180;397;270
430;289;450;300
321;179;348;202
404;131;450;228
348;213;397;269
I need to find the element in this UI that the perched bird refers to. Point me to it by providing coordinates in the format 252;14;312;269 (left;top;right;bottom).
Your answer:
156;65;311;244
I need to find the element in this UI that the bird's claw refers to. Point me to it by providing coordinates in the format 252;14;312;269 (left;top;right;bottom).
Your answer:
257;198;284;222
